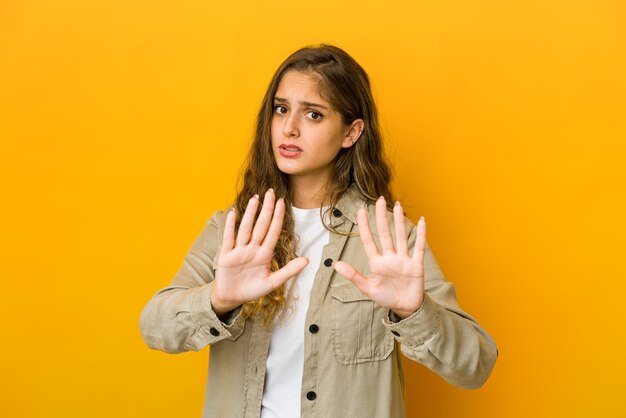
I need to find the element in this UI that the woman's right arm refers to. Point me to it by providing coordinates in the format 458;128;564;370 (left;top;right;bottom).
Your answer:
139;210;247;354
139;189;309;354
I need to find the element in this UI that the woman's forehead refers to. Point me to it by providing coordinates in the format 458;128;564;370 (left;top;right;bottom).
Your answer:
274;70;333;109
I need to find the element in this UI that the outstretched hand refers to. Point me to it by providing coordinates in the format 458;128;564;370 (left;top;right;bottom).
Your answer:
333;197;426;319
211;189;309;316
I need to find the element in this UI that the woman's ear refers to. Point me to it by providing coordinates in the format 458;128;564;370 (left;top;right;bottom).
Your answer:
341;119;365;148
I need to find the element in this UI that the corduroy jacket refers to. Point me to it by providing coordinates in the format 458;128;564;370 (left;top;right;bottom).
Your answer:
139;187;498;417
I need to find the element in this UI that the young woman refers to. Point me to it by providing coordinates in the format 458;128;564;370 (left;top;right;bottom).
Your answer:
139;44;498;418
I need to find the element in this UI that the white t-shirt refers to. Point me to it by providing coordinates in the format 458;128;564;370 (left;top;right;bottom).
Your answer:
260;206;330;418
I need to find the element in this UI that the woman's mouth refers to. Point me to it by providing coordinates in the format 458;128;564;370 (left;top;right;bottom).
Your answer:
278;144;303;158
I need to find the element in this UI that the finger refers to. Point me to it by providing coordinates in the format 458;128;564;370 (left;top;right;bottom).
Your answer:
394;202;408;256
332;261;371;297
221;207;237;253
411;216;427;264
268;256;309;289
357;207;380;259
376;196;395;253
236;194;259;246
251;189;275;244
262;197;285;251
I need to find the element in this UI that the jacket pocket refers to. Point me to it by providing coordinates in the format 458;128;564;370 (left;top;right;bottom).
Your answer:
329;284;394;365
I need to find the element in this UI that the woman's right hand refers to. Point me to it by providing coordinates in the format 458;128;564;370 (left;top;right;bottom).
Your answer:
210;189;309;317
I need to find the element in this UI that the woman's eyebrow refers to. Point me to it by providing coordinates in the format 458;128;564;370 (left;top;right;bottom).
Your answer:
274;96;328;110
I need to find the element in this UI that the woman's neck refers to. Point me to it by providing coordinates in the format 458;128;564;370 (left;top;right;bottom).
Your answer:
290;176;330;209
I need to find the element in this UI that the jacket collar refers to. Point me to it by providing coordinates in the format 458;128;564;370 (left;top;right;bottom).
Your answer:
331;185;368;227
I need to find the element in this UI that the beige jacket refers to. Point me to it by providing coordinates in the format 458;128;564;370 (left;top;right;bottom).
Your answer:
139;187;498;417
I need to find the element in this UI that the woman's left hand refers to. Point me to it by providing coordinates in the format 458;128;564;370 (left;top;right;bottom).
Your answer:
333;196;426;319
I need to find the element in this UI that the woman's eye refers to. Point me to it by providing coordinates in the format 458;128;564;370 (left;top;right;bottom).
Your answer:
307;111;323;120
274;105;322;121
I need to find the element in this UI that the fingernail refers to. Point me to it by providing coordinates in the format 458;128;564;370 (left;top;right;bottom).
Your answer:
268;188;274;193
378;196;385;202
394;201;400;207
253;194;259;199
420;216;425;222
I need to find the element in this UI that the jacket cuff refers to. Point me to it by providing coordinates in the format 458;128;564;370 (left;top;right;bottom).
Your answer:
184;282;245;350
382;293;442;347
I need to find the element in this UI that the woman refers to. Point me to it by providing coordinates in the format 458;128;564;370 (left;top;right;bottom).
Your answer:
139;43;498;418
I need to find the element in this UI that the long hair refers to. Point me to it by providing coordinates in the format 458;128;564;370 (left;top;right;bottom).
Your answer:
234;43;395;325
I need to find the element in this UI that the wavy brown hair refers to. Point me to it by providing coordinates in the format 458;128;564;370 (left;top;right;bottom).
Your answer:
234;43;395;325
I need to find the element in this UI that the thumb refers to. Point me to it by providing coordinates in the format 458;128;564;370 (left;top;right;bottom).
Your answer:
333;261;370;296
268;256;309;289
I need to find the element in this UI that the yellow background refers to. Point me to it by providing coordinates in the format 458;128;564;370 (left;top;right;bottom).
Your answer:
1;0;625;417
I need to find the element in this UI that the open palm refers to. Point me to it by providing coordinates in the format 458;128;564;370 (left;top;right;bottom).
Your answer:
211;189;309;315
333;197;426;319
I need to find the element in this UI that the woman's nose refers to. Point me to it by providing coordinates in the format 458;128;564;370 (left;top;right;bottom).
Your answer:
282;113;299;137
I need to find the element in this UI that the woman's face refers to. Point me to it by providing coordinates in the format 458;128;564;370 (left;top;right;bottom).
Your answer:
271;70;357;185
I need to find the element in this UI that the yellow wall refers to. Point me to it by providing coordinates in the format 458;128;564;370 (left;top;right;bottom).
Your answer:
1;1;625;417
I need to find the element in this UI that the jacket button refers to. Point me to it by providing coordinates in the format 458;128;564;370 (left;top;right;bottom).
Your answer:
209;327;220;336
309;324;319;334
391;330;400;337
324;258;333;267
332;208;342;218
306;391;317;401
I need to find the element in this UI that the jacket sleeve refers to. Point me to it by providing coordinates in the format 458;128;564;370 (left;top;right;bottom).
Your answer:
139;210;246;354
381;225;498;389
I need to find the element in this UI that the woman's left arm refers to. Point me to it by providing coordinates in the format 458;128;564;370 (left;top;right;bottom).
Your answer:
333;197;498;389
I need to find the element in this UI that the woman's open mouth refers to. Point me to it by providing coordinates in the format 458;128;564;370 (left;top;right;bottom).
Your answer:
278;144;303;158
